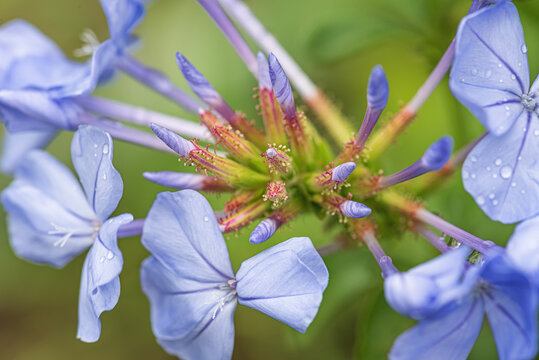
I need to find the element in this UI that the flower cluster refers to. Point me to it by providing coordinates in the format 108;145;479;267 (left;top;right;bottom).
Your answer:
0;0;538;359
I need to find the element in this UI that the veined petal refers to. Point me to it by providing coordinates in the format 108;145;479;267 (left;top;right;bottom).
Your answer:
0;129;57;174
236;238;328;333
389;297;484;360
506;215;539;284
2;184;94;267
141;190;235;283
71;125;123;222
157;301;236;360
77;213;132;342
99;0;145;44
482;253;538;360
450;1;530;135
462;112;539;223
140;256;228;340
12;150;95;219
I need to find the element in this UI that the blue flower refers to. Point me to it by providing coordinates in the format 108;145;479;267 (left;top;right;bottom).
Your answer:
449;1;539;223
387;247;538;360
1;125;132;342
506;214;539;289
0;0;145;173
140;190;328;360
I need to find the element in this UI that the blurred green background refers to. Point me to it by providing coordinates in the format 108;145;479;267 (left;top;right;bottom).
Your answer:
0;0;538;359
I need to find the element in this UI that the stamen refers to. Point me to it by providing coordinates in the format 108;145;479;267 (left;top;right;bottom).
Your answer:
48;222;100;247
74;28;100;57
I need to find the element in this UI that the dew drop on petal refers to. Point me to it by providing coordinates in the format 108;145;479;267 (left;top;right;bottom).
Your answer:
485;70;492;78
462;170;469;179
204;216;209;222
521;44;528;53
93;153;98;157
511;182;517;187
476;196;485;205
93;144;98;149
534;130;539;136
492;174;497;179
497;63;502;68
106;251;114;260
471;173;477;179
494;158;502;166
103;173;107;180
521;189;526;194
486;166;491;171
492;199;498;206
511;74;516;80
99;256;105;263
499;79;504;83
500;166;512;179
488;193;495;199
102;144;109;154
470;156;477;162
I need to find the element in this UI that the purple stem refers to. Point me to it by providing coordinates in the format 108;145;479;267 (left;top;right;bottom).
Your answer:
415;209;497;254
81;113;175;154
354;107;382;150
416;225;451;253
117;55;204;114
407;40;456;113
117;219;145;238
362;231;398;277
379;160;426;188
196;0;258;76
77;96;212;141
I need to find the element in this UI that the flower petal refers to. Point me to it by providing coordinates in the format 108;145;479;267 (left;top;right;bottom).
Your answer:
389;297;484;360
450;1;530;135
482;253;538;360
99;0;145;45
236;238;328;333
141;190;235;283
77;213;132;343
0;129;57;174
506;214;539;284
462;112;539;223
140;256;226;340
157;301;236;360
71;125;123;221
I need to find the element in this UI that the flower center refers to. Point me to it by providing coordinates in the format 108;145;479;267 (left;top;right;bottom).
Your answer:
48;221;101;247
521;93;537;112
212;280;237;320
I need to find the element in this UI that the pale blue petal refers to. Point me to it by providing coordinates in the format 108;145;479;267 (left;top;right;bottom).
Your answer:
450;2;529;135
13;150;95;219
531;75;539;95
71;125;123;222
76;213;132;343
99;0;145;45
389;297;484;360
157;301;236;360
238;237;328;290
236;238;328;333
384;246;476;319
506;215;539;284
141;190;235;283
462;112;539;223
1;184;94;267
482;253;538;360
0;129;57;174
140;256;229;340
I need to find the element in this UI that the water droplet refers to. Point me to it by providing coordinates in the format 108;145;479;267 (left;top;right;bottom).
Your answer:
494;158;502;166
511;74;516;80
534;130;539;136
102;144;109;154
462;170;469;179
492;174;498;179
93;144;98;149
486;70;492;78
518;62;522;67
471;173;477;179
471;156;477;162
486;166;491;171
499;79;504;83
511;182;517;187
103;173;107;180
106;251;114;260
518;156;522;161
521;44;528;53
521;189;526;194
476;196;485;205
93;153;98;157
471;68;478;75
500;166;512;179
497;63;502;68
523;127;527;132
99;256;105;263
460;78;465;82
504;106;510;111
488;193;495;199
203;216;209;222
492;199;499;206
